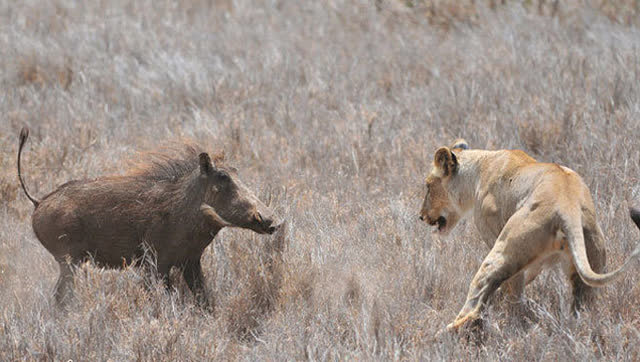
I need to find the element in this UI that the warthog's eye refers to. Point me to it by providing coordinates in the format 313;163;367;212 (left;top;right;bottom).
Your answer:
215;171;231;182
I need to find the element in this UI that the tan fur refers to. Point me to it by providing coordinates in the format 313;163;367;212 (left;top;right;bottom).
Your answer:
419;139;640;331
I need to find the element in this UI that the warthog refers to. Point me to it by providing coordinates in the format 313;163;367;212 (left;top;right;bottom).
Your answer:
17;127;279;307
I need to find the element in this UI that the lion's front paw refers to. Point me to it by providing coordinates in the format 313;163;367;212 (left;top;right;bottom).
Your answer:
447;312;480;332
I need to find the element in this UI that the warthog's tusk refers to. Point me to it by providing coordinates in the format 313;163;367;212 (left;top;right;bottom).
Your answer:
200;203;232;227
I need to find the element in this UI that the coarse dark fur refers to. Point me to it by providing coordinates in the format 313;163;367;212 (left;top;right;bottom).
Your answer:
18;126;278;308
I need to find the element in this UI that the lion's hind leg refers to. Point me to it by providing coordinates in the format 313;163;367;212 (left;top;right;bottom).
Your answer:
448;209;553;331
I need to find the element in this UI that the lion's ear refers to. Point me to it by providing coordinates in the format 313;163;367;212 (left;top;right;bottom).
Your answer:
434;147;458;177
451;138;469;151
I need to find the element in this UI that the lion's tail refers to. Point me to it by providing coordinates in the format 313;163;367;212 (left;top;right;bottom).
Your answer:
561;208;640;287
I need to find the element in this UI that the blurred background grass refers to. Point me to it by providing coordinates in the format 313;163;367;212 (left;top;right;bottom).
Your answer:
2;0;640;359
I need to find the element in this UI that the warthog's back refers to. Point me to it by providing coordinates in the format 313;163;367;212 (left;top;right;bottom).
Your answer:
18;131;279;307
32;175;208;266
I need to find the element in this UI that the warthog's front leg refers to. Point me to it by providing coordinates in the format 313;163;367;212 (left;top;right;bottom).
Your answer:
156;263;173;291
182;259;211;310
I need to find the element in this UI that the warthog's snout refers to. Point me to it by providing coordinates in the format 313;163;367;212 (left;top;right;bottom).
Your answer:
255;212;280;234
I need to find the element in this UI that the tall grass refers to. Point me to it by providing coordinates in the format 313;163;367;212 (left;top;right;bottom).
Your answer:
2;0;640;359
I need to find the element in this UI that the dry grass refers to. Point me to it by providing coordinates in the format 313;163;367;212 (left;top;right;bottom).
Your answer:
2;0;640;360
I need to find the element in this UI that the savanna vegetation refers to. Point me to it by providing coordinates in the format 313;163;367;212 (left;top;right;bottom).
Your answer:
2;0;640;359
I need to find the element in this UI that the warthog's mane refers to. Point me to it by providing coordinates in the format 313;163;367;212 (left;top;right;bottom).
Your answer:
125;142;225;182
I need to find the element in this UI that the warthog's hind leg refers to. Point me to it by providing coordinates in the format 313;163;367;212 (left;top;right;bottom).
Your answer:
54;260;74;306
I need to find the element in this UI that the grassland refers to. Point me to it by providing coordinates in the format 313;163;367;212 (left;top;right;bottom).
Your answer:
2;0;640;360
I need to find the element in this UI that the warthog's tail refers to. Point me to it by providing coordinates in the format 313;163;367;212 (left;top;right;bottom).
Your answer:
17;127;40;207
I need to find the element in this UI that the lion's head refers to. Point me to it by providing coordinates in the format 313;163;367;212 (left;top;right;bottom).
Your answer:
419;139;469;235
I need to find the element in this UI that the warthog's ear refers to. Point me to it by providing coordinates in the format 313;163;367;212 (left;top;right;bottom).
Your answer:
451;138;469;151
199;152;214;175
434;147;458;177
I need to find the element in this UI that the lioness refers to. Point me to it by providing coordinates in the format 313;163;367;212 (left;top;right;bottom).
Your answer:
419;139;640;331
